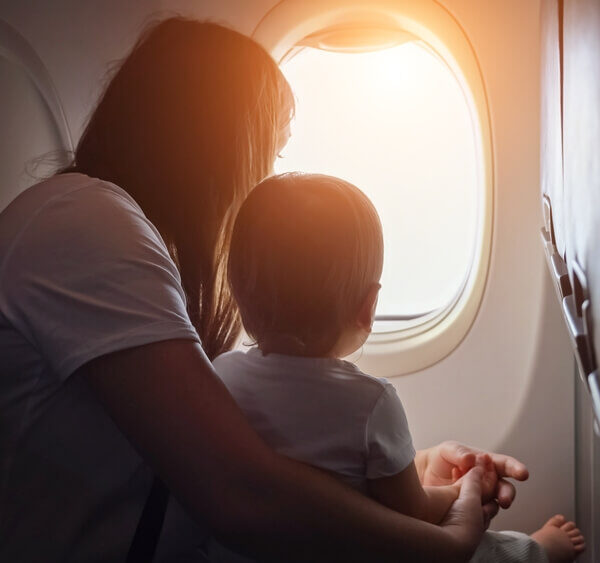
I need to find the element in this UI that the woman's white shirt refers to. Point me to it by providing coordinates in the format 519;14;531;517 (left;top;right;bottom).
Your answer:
0;173;201;561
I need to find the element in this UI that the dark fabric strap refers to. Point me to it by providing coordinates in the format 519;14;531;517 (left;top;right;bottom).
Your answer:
126;476;169;563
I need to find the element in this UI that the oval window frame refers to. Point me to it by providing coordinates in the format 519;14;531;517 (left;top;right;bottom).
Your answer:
252;0;493;376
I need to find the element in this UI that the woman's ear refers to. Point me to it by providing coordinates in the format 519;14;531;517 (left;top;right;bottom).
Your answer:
356;283;381;332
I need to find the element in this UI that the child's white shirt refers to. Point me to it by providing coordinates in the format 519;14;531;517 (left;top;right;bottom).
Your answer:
213;348;415;492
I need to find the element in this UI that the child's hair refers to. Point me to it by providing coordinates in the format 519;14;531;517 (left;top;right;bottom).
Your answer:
228;172;383;356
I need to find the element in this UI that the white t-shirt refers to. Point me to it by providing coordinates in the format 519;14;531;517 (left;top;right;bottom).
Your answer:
213;348;415;491
206;349;415;562
0;173;201;561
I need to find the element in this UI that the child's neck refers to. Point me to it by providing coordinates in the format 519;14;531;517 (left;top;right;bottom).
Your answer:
257;344;339;359
258;337;341;359
258;335;362;360
256;325;364;359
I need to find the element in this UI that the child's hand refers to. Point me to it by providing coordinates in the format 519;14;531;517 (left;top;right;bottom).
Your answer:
477;454;498;503
453;454;498;504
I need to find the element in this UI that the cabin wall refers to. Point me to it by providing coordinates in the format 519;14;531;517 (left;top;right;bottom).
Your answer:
556;0;600;558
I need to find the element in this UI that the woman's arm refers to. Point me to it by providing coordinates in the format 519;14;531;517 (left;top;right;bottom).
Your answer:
77;339;487;562
368;462;461;524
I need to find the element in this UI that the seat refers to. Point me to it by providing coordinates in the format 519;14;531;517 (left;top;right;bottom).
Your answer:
0;18;72;212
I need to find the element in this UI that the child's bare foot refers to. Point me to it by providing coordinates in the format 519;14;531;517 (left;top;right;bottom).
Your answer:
531;515;585;563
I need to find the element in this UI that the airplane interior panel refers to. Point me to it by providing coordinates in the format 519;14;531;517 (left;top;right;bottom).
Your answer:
0;20;71;211
0;0;598;561
553;0;600;560
540;0;565;258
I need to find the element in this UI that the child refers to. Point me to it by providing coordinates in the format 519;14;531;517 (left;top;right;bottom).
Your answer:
213;172;584;562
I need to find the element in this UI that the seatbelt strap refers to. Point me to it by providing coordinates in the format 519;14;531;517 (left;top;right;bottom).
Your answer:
126;476;169;563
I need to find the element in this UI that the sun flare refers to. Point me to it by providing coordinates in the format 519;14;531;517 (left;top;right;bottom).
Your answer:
275;42;478;317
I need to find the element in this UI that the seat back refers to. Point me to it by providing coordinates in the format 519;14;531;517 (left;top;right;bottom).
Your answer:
0;19;72;212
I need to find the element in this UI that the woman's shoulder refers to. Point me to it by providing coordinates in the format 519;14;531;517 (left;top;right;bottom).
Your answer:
0;172;173;295
2;173;142;222
0;173;161;260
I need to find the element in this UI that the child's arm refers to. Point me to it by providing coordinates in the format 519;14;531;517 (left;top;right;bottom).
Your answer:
368;461;461;524
364;382;496;523
364;383;459;524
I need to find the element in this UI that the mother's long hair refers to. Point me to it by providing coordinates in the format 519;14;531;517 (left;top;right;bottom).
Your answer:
63;17;294;359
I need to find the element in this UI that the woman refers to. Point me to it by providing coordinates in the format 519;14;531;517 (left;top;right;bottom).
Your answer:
0;17;526;562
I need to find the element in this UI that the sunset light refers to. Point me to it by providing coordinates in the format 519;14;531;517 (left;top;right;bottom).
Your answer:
275;42;479;319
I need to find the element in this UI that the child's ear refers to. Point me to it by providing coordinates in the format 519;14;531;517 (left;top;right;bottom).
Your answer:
356;283;381;331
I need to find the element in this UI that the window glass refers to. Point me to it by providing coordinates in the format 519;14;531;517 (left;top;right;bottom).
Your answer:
274;42;478;319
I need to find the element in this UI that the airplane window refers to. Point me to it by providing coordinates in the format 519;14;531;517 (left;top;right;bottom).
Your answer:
274;42;479;329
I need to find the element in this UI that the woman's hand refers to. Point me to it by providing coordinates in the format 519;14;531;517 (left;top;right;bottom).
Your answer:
439;466;496;558
452;453;498;505
416;441;529;509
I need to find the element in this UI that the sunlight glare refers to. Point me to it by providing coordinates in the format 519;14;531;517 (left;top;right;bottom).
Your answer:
275;43;478;318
